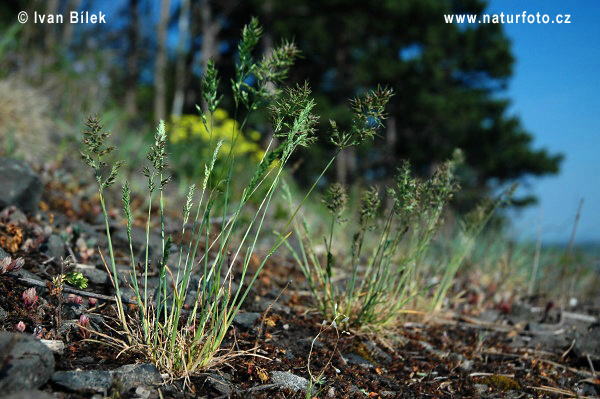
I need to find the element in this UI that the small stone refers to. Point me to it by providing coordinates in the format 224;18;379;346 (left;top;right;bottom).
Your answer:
6;207;28;224
271;371;308;392
0;247;9;260
114;363;163;390
75;264;109;286
233;312;261;330
474;384;489;395
43;234;66;260
52;370;112;392
134;386;153;399
0;305;8;321
0;158;42;214
62;303;85;320
342;353;374;369
459;359;474;371
577;382;598;396
574;326;600;362
51;363;162;393
205;373;233;395
0;332;55;394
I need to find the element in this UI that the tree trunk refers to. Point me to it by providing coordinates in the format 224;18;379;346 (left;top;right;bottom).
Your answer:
44;0;59;49
61;0;81;49
171;0;191;117
125;0;140;115
199;0;220;113
154;0;171;123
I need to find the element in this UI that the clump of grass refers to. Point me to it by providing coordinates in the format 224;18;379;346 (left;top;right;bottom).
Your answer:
81;19;385;382
286;150;514;331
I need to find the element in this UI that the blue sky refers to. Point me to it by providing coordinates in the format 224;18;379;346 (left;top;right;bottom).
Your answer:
485;1;600;244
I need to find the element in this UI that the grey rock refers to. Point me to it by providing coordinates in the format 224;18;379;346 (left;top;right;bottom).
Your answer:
363;340;392;362
474;384;489;395
114;363;163;390
270;371;308;392
576;381;598;396
342;353;374;369
574;326;600;361
0;246;9;260
507;303;536;324
62;303;85;320
6;208;28;225
133;386;154;399
459;359;474;372
0;158;42;214
0;332;55;394
75;264;109;286
0;305;8;321
51;363;162;393
52;370;112;392
478;309;500;323
1;390;56;399
13;268;43;282
233;312;261;330
72;221;107;248
56;320;78;339
43;234;66;260
204;373;233;395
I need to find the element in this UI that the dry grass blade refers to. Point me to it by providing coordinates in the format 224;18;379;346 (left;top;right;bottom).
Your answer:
528;385;578;397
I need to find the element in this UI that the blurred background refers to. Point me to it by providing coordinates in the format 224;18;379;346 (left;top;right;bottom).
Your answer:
0;0;597;248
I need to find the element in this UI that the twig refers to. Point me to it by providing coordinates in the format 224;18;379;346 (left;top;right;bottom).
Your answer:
561;338;576;361
537;358;596;378
469;372;515;378
5;273;137;304
586;354;596;376
528;385;578;397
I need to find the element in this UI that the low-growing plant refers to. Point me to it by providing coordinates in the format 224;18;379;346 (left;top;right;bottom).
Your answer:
80;18;392;382
285;152;514;331
305;315;347;399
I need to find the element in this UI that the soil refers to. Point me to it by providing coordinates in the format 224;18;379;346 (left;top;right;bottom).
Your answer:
0;167;599;399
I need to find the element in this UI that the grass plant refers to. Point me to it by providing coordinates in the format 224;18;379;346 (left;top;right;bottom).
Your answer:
81;18;392;381
286;151;515;331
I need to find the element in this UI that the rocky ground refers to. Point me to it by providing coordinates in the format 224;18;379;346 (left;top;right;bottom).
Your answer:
0;157;599;399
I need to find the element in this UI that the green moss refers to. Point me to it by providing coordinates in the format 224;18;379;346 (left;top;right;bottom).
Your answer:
480;375;521;391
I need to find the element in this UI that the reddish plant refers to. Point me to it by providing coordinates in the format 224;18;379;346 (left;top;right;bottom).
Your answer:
78;314;92;339
66;294;83;304
1;256;24;274
15;321;26;332
22;287;38;307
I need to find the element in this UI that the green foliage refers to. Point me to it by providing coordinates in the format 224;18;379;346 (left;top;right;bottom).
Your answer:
232;17;301;110
329;86;394;149
65;272;88;290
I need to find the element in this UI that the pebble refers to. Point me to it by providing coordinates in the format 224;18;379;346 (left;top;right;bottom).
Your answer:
270;371;308;392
